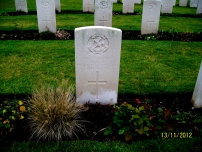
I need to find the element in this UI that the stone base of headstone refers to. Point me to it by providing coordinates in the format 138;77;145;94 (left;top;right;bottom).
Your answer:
191;62;202;108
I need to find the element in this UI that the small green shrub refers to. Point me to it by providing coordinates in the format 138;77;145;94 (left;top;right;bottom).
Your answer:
171;111;202;133
0;12;8;16
104;100;202;141
145;35;157;40
27;80;86;141
0;99;27;135
104;102;151;141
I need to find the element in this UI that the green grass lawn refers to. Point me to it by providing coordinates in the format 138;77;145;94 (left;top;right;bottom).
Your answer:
0;0;202;151
0;40;201;95
1;138;202;152
0;14;201;32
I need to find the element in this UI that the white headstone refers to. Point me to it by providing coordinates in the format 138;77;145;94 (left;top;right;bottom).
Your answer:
191;62;202;108
94;0;112;26
179;0;188;6
36;0;56;33
173;0;176;6
75;26;122;105
197;0;202;14
83;0;94;12
15;0;28;13
55;0;61;12
161;0;174;14
122;0;135;14
110;0;117;3
190;0;199;7
110;0;117;9
141;0;161;35
134;0;141;4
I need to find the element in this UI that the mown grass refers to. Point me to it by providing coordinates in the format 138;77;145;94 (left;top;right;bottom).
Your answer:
0;40;201;95
0;0;202;151
0;13;201;32
1;137;202;152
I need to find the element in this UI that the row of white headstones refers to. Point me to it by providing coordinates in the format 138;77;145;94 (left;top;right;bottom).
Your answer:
15;0;202;14
14;0;202;35
14;0;202;108
83;0;201;13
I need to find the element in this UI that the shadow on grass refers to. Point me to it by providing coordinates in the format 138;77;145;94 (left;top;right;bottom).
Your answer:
0;30;202;41
3;10;202;18
0;92;195;112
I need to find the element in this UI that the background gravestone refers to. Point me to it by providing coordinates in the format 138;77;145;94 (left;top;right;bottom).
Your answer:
190;0;199;7
197;0;202;14
134;0;141;4
110;0;117;3
83;0;94;12
75;26;122;105
122;0;135;14
94;0;112;26
141;0;161;35
55;0;61;12
110;0;117;8
191;62;202;108
36;0;56;33
179;0;188;6
15;0;28;13
161;0;174;14
173;0;176;6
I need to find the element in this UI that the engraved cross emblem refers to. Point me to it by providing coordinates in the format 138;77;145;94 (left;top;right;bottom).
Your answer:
126;3;132;10
86;2;91;11
99;16;107;26
88;71;107;101
147;20;155;32
43;16;51;28
17;0;25;10
147;21;155;28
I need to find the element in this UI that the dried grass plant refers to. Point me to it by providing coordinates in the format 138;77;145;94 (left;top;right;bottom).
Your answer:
27;80;86;141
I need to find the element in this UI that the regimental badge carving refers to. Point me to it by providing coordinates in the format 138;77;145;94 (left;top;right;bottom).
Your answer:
41;1;49;9
149;3;156;10
100;1;108;9
87;35;109;55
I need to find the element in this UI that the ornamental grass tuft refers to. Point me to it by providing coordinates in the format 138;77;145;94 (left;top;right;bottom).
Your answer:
27;80;86;141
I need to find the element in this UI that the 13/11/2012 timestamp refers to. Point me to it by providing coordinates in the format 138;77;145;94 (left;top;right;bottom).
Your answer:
161;132;192;138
